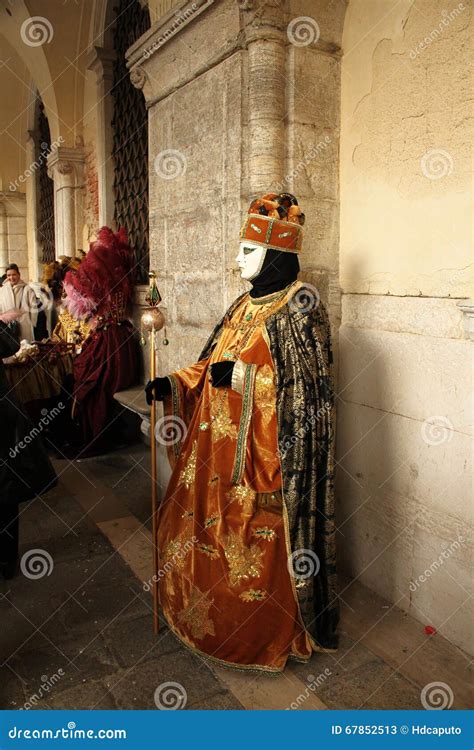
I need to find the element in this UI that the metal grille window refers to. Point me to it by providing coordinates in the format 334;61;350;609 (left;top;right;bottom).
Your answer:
111;0;150;284
36;98;55;264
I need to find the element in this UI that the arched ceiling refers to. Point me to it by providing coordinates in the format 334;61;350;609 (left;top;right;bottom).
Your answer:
0;33;33;192
0;0;93;145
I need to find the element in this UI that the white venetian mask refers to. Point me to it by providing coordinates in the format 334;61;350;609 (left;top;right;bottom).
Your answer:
236;241;267;281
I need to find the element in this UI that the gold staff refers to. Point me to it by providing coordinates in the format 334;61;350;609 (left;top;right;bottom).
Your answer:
141;271;165;635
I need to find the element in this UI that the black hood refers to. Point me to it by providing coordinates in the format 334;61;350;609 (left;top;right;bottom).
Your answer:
249;248;300;298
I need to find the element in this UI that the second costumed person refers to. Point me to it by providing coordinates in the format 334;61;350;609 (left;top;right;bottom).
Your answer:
63;227;139;451
146;193;339;672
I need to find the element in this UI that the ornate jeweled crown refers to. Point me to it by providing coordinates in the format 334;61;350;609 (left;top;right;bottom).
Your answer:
240;192;304;253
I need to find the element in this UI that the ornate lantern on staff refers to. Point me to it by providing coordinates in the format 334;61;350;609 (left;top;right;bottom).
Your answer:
141;271;166;634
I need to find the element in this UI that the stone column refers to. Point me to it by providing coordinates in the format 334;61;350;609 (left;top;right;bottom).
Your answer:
25;129;40;280
0;200;7;270
244;21;287;195
87;46;116;227
47;144;85;258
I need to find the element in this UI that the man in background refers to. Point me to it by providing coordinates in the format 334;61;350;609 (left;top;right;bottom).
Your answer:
0;263;38;342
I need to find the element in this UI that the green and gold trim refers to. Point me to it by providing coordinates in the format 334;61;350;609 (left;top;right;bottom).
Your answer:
168;373;183;461
231;363;257;485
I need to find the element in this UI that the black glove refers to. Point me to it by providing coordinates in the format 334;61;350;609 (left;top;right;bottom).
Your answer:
209;361;234;388
145;377;172;405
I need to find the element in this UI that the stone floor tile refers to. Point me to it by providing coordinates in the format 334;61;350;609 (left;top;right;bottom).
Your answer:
106;651;233;710
105;615;180;668
0;665;26;709
48;678;118;709
187;690;243;710
318;658;422;709
7;632;120;695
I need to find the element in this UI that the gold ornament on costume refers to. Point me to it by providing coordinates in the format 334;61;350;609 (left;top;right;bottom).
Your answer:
210;392;237;442
196;543;219;559
252;527;277;542
227;485;256;515
254;363;276;426
222;528;264;587
177;585;215;641
240;589;268;602
178;441;198;489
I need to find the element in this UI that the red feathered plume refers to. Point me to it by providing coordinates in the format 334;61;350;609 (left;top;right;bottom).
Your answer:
63;227;134;319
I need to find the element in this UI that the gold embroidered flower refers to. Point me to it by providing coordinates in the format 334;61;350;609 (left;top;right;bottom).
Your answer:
210;394;237;441
254;364;276;425
227;485;256;515
222;529;264;587
204;515;219;528
177;585;215;641
162;533;190;570
178;440;198;489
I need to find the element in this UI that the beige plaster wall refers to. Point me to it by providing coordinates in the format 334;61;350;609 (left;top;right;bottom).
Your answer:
340;0;472;297
0;37;31;278
0;36;31;195
338;0;473;654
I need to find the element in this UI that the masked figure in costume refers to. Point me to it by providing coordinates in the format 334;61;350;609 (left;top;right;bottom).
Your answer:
62;227;139;448
43;256;91;346
146;193;338;672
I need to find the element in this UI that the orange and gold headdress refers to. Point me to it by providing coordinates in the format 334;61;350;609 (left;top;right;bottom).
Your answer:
42;255;82;302
240;192;304;253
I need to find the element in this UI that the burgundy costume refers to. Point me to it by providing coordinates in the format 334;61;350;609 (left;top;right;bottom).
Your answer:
63;227;138;446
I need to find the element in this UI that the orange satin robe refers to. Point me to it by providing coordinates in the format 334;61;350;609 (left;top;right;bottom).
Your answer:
158;286;313;672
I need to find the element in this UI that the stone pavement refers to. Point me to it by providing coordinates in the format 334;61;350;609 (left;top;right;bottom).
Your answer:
1;443;471;711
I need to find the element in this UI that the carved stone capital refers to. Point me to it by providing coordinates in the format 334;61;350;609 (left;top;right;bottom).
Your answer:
237;0;286;47
130;65;147;90
47;146;84;184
